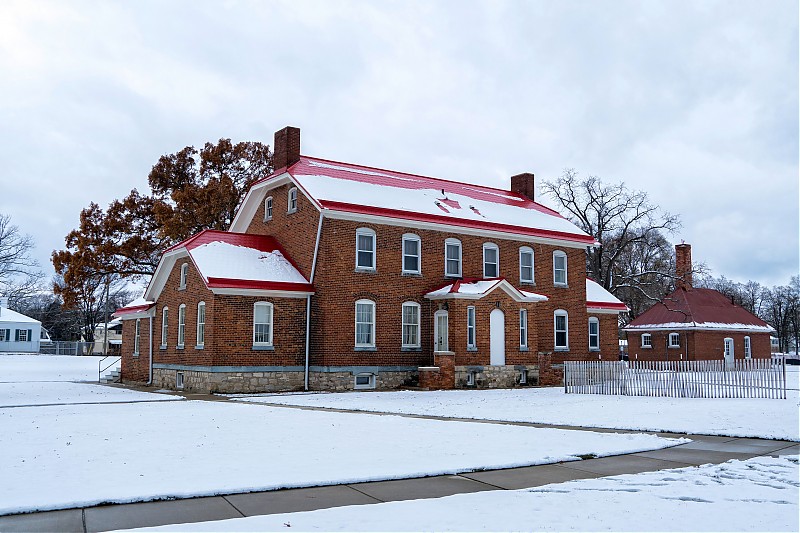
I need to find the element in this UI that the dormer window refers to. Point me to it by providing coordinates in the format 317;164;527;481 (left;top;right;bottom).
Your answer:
483;243;499;278
264;196;273;221
179;263;188;289
356;228;376;270
288;187;298;213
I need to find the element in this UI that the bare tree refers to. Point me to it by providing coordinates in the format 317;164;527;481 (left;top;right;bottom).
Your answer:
542;170;681;311
0;213;44;303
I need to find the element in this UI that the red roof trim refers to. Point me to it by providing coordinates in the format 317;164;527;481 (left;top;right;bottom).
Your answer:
206;277;314;293
320;201;596;245
114;303;154;315
587;301;629;311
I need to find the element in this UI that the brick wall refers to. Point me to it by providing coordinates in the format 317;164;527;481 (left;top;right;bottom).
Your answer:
120;316;152;383
626;330;771;361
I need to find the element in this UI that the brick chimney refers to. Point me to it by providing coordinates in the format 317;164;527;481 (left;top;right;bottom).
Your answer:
511;172;535;201
675;243;692;290
273;126;301;170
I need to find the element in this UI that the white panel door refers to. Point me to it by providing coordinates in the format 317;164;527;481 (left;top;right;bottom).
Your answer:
490;309;505;365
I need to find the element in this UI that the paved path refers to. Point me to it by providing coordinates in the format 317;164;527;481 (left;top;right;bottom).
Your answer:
1;392;797;532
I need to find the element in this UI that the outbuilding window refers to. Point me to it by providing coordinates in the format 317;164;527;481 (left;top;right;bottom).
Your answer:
744;336;752;359
669;332;680;348
641;333;652;348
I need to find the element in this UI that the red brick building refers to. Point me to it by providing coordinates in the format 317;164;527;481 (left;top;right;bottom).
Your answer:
624;244;774;362
115;126;627;392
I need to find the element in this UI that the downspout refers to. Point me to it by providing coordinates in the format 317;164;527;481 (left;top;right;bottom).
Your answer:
147;312;153;385
305;213;325;391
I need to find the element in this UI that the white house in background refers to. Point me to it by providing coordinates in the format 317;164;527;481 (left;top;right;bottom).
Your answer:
0;297;42;353
90;318;123;354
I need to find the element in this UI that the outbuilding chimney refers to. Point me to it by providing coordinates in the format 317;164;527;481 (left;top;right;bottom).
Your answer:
675;243;692;290
511;172;535;201
273;126;301;170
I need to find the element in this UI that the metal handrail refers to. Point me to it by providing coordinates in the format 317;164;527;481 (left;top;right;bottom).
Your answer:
98;355;122;383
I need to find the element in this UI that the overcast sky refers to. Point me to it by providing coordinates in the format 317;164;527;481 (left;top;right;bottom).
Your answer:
1;0;797;289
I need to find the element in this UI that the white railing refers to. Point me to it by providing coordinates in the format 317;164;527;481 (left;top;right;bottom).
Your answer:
564;359;786;399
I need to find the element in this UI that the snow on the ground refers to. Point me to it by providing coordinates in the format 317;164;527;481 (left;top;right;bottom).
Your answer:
129;455;800;532
0;381;179;407
238;367;800;441
0;400;684;515
0;353;108;382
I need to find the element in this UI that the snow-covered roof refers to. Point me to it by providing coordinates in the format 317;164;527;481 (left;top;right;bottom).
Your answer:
624;287;774;333
586;279;629;313
425;278;549;303
232;156;596;247
114;296;155;318
0;306;41;325
145;230;314;302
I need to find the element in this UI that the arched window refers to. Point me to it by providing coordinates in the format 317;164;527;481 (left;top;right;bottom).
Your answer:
483;242;499;277
177;304;186;348
402;233;421;274
196;302;206;347
553;250;567;286
588;317;600;351
253;302;274;346
445;238;462;278
355;299;376;348
554;310;569;350
519;246;534;284
161;307;169;347
264;196;273;221
355;228;376;270
287;187;298;213
401;302;420;348
179;263;188;289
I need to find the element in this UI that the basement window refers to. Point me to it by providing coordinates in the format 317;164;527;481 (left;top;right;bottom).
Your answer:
466;371;477;386
519;369;528;385
354;373;375;390
176;371;184;389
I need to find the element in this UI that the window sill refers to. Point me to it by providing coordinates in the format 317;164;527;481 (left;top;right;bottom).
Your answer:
589;348;600;352
554;347;570;352
668;345;681;349
354;268;376;273
519;346;529;352
467;347;477;352
553;283;568;288
520;281;535;286
133;352;139;358
264;217;272;222
195;345;204;350
641;346;652;349
177;287;186;291
159;345;167;350
287;209;297;214
444;274;462;279
401;272;422;277
354;346;377;352
176;345;184;350
252;345;275;351
401;346;421;352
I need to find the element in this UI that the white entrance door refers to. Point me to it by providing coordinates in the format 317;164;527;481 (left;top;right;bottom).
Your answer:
724;338;734;366
434;311;449;352
490;309;505;365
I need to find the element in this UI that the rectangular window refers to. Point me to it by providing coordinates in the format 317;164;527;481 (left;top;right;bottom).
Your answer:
553;252;567;285
445;240;461;277
354;373;375;389
356;230;376;270
669;333;680;348
355;301;375;347
265;197;273;221
0;329;5;342
483;244;499;278
253;303;273;345
179;263;188;289
641;333;652;348
161;308;168;347
520;309;528;348
401;303;420;347
177;306;186;347
17;329;29;342
402;235;421;274
554;312;568;350
176;371;184;389
134;319;141;355
520;248;534;283
196;302;205;347
589;318;600;350
288;188;298;213
467;306;476;349
744;336;752;359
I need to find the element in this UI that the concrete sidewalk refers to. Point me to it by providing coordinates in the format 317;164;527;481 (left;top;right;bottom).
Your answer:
1;429;796;533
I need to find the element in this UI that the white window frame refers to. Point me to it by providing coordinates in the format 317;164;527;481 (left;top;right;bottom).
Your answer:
354;373;376;390
18;329;29;342
401;302;421;348
0;329;5;342
554;310;569;351
434;309;449;352
519;246;534;284
466;371;476;386
355;299;376;348
744;336;752;359
588;317;600;351
177;304;186;348
264;196;273;221
520;309;528;349
553;250;567;286
176;371;184;389
641;333;652;348
724;337;735;359
401;233;421;274
253;302;274;346
134;318;141;355
355;228;376;271
519;369;528;384
161;307;168;347
179;263;188;289
668;332;680;348
483;242;499;278
466;306;476;349
196;301;205;347
444;238;462;278
287;187;298;213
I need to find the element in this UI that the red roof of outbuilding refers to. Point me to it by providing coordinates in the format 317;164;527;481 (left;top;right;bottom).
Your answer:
625;288;773;332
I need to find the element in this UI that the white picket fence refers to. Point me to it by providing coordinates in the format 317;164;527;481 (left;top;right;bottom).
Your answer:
564;359;787;399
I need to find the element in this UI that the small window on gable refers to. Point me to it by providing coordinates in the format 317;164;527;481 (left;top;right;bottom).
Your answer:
288;187;298;213
553;250;567;286
588;317;600;351
669;332;680;348
483;242;499;278
264;196;273;221
519;246;534;284
356;228;376;270
402;233;421;274
641;333;652;348
253;302;273;346
354;373;376;389
179;263;188;289
554;310;569;350
744;336;752;359
445;238;462;278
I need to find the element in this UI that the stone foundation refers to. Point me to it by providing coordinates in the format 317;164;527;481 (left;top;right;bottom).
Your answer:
454;364;538;388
